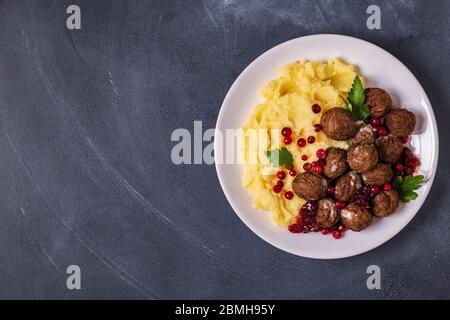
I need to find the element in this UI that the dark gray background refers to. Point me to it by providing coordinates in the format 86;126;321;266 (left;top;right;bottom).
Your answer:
0;0;449;299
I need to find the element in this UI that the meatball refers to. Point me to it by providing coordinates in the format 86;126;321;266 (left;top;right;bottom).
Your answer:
364;88;392;118
340;203;373;232
323;147;349;180
292;172;327;201
317;198;339;228
320;108;357;141
347;144;379;173
349;124;376;146
372;190;399;218
334;171;362;202
361;163;393;186
375;135;403;163
385;109;416;137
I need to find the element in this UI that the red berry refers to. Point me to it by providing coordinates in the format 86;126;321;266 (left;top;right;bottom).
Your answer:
395;163;404;173
335;201;347;209
307;136;315;144
408;158;417;169
276;180;284;187
273;184;282;193
297;138;306;147
327;186;335;195
312;104;321;113
301;155;308;161
383;183;392;191
287;165;294;171
377;126;388;137
332;230;342;239
288;223;302;233
314;124;322;132
277;171;286;180
370;186;380;195
316;159;325;167
281;127;292;137
320;228;330;235
314;166;323;175
289;169;297;177
316;149;326;159
401;135;409;144
311;161;318;167
303;163;311;171
285;191;294;200
337;224;346;232
371;118;381;127
284;136;293;145
300;201;318;219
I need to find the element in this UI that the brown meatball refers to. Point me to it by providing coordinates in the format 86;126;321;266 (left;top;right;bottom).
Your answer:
364;88;392;118
372;190;399;218
317;198;339;228
334;171;362;202
340;203;373;232
320;108;356;141
347;144;379;173
362;163;393;186
375;135;403;163
323;147;349;180
292;172;327;201
385;109;416;137
349;124;376;146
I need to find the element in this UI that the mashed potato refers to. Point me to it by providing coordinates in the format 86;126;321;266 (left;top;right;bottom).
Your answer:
241;59;359;226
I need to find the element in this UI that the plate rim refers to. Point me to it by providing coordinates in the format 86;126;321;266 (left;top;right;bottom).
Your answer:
214;34;439;259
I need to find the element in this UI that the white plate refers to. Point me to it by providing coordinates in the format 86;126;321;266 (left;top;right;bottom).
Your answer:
214;34;439;259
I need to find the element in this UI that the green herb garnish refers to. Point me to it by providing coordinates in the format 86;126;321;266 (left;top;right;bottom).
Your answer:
266;147;293;169
342;75;370;120
392;175;425;202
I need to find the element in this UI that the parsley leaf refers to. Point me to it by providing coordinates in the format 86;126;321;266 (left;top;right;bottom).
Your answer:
402;191;419;202
343;75;370;120
348;75;365;108
392;176;403;189
392;175;425;202
401;175;425;190
266;147;293;169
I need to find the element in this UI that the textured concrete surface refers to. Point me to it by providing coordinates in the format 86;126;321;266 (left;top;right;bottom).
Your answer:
0;0;449;299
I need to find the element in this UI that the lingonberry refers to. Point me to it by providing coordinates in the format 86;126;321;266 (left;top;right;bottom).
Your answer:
312;104;321;113
281;127;292;137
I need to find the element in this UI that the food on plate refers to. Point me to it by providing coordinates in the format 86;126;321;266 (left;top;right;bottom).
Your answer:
334;171;362;202
292;172;327;201
241;59;353;226
362;163;393;186
364;88;392;118
349;124;376;146
347;144;379;173
340;203;373;231
372;190;400;217
320;108;356;140
375;135;403;163
241;59;424;239
316;198;339;228
323;147;349;180
385;109;416;137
